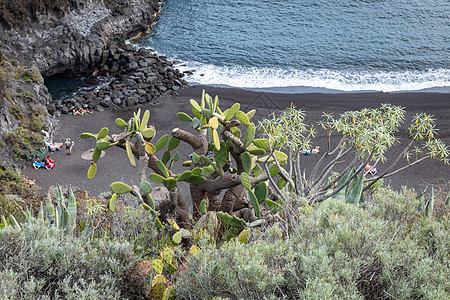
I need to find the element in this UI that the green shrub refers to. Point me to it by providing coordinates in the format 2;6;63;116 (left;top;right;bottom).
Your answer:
0;168;36;196
0;222;146;299
31;119;43;132
175;187;450;299
8;104;23;119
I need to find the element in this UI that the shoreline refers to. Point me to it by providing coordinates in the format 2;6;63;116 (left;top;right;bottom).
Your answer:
24;85;450;197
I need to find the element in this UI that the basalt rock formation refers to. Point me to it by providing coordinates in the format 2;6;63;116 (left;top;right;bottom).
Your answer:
0;0;161;77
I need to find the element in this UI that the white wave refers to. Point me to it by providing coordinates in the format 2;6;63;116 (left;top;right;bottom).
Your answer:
176;62;450;93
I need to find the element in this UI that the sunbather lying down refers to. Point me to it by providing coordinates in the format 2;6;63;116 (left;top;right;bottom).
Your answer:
364;164;378;175
301;146;320;155
72;108;93;116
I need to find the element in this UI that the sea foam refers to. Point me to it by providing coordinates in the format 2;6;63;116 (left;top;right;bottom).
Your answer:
176;62;450;93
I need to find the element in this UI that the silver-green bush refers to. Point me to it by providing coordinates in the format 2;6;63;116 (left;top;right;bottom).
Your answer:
0;223;144;299
175;187;449;299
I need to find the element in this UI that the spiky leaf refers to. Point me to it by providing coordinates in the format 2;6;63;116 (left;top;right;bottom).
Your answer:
145;142;156;154
87;162;97;179
149;173;166;183
238;229;250;243
253;139;270;152
277;177;286;189
209;117;219;129
46;196;55;224
172;231;182;244
96;141;111;150
97;127;109;140
191;117;201;130
91;147;102;163
269;164;280;177
347;173;364;204
108;193;118;211
248;190;260;217
192;152;201;163
165;177;176;189
212;129;220;150
177;171;192;182
248;146;266;155
168;137;180;151
67;189;76;232
115;118;127;127
140;110;150;131
80;132;96;139
110;182;133;194
156;160;169;177
201;165;216;176
254;182;267;204
225;103;240;121
240;172;251;190
214;143;229;167
9;215;21;229
231;126;242;139
200;199;208;214
264;198;282;213
126;141;136;167
142;127;155;139
177;112;192;122
235;111;250;125
217;211;248;228
152;259;164;275
155;134;170;153
184;175;207;184
252;164;263;177
246;109;256;120
162;150;171;165
241;152;252;174
140;181;152;194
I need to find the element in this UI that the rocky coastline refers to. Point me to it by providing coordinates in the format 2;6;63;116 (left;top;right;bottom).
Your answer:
0;0;188;169
48;44;188;116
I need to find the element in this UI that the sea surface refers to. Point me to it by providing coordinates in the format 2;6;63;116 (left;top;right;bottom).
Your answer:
133;0;450;93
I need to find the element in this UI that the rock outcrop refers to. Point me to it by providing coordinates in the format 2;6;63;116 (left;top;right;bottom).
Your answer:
0;0;161;77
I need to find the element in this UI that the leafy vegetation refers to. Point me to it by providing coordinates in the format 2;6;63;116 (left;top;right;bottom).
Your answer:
0;91;448;299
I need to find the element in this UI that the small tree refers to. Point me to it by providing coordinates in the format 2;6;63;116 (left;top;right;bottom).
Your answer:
81;91;271;229
258;103;449;204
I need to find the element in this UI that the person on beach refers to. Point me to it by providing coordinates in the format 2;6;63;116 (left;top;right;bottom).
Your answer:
65;138;74;155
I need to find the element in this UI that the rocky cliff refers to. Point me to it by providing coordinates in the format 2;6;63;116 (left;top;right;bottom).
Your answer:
0;0;161;77
0;0;163;170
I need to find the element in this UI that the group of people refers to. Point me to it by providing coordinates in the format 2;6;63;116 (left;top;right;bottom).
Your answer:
72;108;93;116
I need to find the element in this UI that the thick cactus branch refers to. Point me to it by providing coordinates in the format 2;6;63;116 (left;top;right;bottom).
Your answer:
172;128;208;154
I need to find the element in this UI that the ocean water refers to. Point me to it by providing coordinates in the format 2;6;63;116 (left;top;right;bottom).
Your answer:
133;0;450;93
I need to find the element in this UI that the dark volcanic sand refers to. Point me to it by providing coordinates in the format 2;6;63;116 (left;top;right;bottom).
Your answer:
24;86;450;200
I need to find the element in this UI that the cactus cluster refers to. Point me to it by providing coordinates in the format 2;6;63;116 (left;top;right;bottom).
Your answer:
1;185;78;235
80;91;291;231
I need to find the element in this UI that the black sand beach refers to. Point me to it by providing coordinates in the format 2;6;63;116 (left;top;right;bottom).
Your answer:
24;86;450;198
